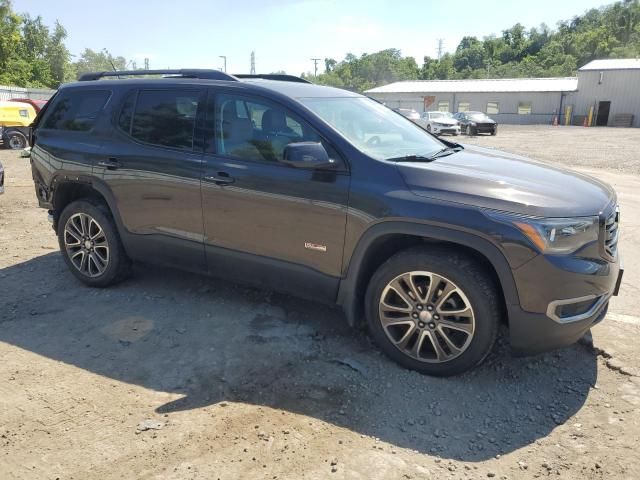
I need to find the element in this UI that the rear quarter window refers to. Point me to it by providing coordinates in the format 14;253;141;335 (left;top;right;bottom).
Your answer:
42;90;111;132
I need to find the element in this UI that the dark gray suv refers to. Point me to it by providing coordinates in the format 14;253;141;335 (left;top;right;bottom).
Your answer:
29;70;623;376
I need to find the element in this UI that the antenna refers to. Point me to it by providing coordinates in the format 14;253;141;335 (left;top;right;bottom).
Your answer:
250;51;256;75
437;39;444;60
310;58;321;77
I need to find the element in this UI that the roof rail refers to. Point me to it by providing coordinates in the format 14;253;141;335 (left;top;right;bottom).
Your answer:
233;74;311;84
77;69;238;82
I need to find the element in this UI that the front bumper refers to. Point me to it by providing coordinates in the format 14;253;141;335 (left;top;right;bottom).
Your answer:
509;251;622;355
433;125;460;135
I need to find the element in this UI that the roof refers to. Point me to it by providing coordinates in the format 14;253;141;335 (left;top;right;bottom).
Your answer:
579;58;640;71
62;77;360;99
365;77;578;94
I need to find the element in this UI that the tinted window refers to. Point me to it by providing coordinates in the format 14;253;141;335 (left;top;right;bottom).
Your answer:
43;90;110;131
213;93;327;163
130;90;199;150
118;91;135;134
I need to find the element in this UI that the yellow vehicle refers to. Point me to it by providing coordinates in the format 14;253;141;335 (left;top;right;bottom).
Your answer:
0;100;36;149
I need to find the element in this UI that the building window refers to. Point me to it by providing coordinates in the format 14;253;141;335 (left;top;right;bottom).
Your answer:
486;102;499;114
457;102;470;112
518;101;532;115
437;101;449;112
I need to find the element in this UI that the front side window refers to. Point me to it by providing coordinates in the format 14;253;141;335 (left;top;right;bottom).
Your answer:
437;101;449;112
518;101;532;115
458;102;471;112
128;90;199;150
213;93;326;163
300;97;443;161
486;102;499;114
43;90;110;132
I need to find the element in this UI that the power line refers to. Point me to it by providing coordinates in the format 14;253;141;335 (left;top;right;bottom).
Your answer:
310;58;321;77
437;39;444;60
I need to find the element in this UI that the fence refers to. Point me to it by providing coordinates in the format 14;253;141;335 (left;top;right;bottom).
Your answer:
0;85;56;101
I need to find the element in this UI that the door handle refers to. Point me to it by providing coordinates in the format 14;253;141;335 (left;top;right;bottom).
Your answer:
97;158;121;170
204;171;235;185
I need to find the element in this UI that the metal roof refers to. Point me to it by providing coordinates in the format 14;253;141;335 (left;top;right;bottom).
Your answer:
365;77;578;94
579;58;640;71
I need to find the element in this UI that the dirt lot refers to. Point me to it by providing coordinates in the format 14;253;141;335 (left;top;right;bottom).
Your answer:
1;125;639;480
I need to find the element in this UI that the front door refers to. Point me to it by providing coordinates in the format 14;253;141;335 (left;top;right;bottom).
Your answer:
201;90;350;301
596;101;611;126
98;87;207;270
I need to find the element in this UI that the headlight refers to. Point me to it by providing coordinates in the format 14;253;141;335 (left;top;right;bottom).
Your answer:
485;211;599;254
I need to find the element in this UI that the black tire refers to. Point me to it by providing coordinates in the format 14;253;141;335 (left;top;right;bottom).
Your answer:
491;127;497;136
57;199;131;287
465;125;473;136
426;124;432;133
365;246;500;376
5;130;27;150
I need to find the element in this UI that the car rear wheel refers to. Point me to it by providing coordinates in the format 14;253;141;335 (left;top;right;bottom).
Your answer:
58;199;131;287
365;247;499;376
6;130;27;150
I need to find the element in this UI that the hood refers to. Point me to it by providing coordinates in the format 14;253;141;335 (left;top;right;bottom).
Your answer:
433;118;458;125
469;117;495;124
397;144;615;217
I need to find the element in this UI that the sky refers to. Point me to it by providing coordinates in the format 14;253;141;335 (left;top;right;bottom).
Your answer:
15;0;611;75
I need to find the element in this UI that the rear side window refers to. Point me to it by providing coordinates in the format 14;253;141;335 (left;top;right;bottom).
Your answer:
43;90;110;132
122;90;199;150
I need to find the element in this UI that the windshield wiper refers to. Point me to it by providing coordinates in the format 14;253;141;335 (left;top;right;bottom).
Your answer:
387;145;463;163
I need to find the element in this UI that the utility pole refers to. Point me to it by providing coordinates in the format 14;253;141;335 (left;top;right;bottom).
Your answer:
310;58;321;77
219;55;227;72
250;51;256;75
144;57;149;70
436;39;444;60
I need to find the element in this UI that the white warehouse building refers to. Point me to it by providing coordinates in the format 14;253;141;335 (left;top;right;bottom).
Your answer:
365;59;640;127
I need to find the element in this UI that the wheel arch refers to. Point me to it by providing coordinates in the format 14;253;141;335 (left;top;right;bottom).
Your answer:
51;177;124;236
337;221;519;328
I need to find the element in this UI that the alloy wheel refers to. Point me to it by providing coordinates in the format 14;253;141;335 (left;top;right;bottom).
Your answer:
378;271;475;363
63;212;110;277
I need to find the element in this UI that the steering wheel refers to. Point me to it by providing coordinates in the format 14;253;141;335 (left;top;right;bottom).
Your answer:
366;136;381;146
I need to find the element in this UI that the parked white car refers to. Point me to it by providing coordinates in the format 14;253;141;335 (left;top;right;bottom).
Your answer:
420;111;460;136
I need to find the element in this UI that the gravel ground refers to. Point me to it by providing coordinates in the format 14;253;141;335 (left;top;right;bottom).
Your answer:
461;124;640;175
1;126;639;479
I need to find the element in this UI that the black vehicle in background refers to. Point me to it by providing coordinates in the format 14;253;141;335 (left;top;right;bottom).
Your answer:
454;111;498;135
28;69;621;377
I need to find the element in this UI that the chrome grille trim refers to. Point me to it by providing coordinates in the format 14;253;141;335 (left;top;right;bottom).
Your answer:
603;205;619;259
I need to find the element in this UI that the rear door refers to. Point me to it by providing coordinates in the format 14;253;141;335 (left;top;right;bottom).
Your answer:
200;89;350;301
97;87;207;270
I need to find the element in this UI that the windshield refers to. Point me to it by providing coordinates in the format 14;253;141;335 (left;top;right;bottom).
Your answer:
468;112;489;120
300;97;443;160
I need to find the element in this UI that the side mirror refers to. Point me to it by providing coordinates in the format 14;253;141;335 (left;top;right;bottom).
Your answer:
281;142;337;169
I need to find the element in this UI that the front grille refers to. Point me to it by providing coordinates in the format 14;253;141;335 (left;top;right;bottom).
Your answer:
604;206;619;259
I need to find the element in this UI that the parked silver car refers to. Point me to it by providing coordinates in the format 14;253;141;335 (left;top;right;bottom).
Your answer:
420;111;460;136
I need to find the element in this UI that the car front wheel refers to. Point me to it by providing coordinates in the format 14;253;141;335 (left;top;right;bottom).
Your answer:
365;247;499;376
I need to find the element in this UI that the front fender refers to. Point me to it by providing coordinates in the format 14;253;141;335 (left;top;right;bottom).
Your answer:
337;220;519;327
